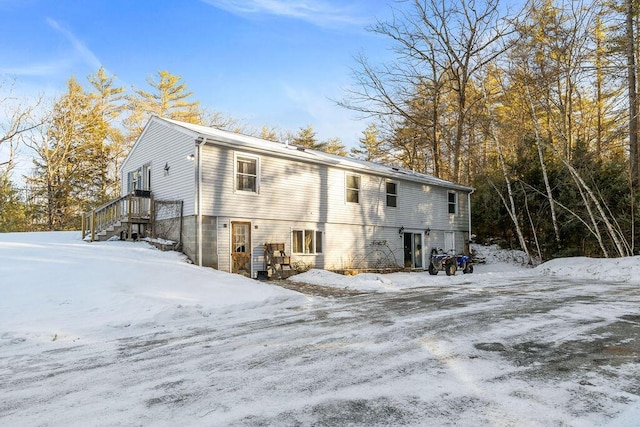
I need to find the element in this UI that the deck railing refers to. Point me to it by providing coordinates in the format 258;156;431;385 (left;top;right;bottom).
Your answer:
82;192;154;241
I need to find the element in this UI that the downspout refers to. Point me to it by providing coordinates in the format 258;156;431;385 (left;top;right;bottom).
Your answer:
195;137;205;267
468;188;475;247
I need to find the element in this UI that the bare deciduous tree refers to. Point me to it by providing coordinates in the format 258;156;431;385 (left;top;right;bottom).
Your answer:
342;0;512;182
1;80;42;176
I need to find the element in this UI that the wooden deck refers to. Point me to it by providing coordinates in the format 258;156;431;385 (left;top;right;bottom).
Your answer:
81;192;154;242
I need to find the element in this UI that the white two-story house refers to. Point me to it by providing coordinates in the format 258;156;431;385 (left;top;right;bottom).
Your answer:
118;116;474;278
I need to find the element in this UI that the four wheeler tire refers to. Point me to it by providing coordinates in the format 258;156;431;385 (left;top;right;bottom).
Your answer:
428;263;438;275
445;261;456;276
463;264;474;274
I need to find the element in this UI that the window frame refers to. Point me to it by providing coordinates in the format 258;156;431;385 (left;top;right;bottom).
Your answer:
234;152;260;194
386;180;398;208
345;173;361;204
127;167;142;193
142;163;151;191
292;229;324;254
448;191;457;215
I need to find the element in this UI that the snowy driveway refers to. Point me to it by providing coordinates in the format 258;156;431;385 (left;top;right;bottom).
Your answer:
2;274;639;425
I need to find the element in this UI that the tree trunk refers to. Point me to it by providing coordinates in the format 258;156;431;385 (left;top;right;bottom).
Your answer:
626;0;639;183
453;83;466;183
595;15;604;158
486;118;531;262
558;155;631;257
526;86;561;246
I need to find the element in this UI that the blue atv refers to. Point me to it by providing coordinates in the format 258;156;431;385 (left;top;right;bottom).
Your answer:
428;248;474;276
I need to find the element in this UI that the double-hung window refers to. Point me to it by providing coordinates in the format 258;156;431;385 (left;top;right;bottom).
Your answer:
235;153;259;193
346;173;360;204
292;230;323;254
448;191;457;214
386;181;397;207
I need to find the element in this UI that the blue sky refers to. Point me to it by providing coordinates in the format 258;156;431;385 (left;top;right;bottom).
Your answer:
0;0;396;149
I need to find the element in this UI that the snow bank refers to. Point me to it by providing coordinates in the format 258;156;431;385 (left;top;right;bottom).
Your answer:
292;243;640;291
291;243;535;292
291;269;397;291
470;243;532;266
0;231;303;340
536;255;640;284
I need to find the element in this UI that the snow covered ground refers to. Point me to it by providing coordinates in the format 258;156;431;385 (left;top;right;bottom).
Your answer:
290;243;532;292
1;232;639;425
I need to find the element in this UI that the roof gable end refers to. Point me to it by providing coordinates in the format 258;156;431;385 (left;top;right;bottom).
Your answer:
121;116;200;171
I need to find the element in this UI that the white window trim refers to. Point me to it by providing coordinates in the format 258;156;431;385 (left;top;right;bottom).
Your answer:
345;172;361;204
386;180;398;208
234;152;260;194
292;229;324;255
448;191;457;215
127;167;143;193
142;163;151;191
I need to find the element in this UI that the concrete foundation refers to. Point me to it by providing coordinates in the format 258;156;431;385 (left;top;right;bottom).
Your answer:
156;215;217;268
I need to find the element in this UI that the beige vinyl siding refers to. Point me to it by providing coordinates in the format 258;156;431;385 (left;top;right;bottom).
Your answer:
215;217;328;276
184;140;471;271
121;121;196;216
200;145;329;222
216;217;230;273
216;214;469;273
222;221;403;273
199;144;469;231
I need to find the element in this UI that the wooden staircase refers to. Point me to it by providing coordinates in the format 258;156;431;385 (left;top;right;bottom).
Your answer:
82;191;154;242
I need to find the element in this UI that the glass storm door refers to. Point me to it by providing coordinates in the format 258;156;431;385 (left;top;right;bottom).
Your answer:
403;232;423;269
231;222;251;277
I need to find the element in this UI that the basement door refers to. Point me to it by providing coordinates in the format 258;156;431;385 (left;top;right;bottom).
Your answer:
231;222;251;277
403;232;424;269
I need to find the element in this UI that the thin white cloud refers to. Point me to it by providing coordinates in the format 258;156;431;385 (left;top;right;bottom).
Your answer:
201;0;367;28
0;60;69;77
46;17;102;70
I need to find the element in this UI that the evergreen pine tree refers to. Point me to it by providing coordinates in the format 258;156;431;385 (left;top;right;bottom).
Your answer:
125;70;200;141
27;77;99;230
292;125;320;150
292;125;347;155
351;123;388;163
87;67;125;202
321;137;348;156
0;174;28;232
